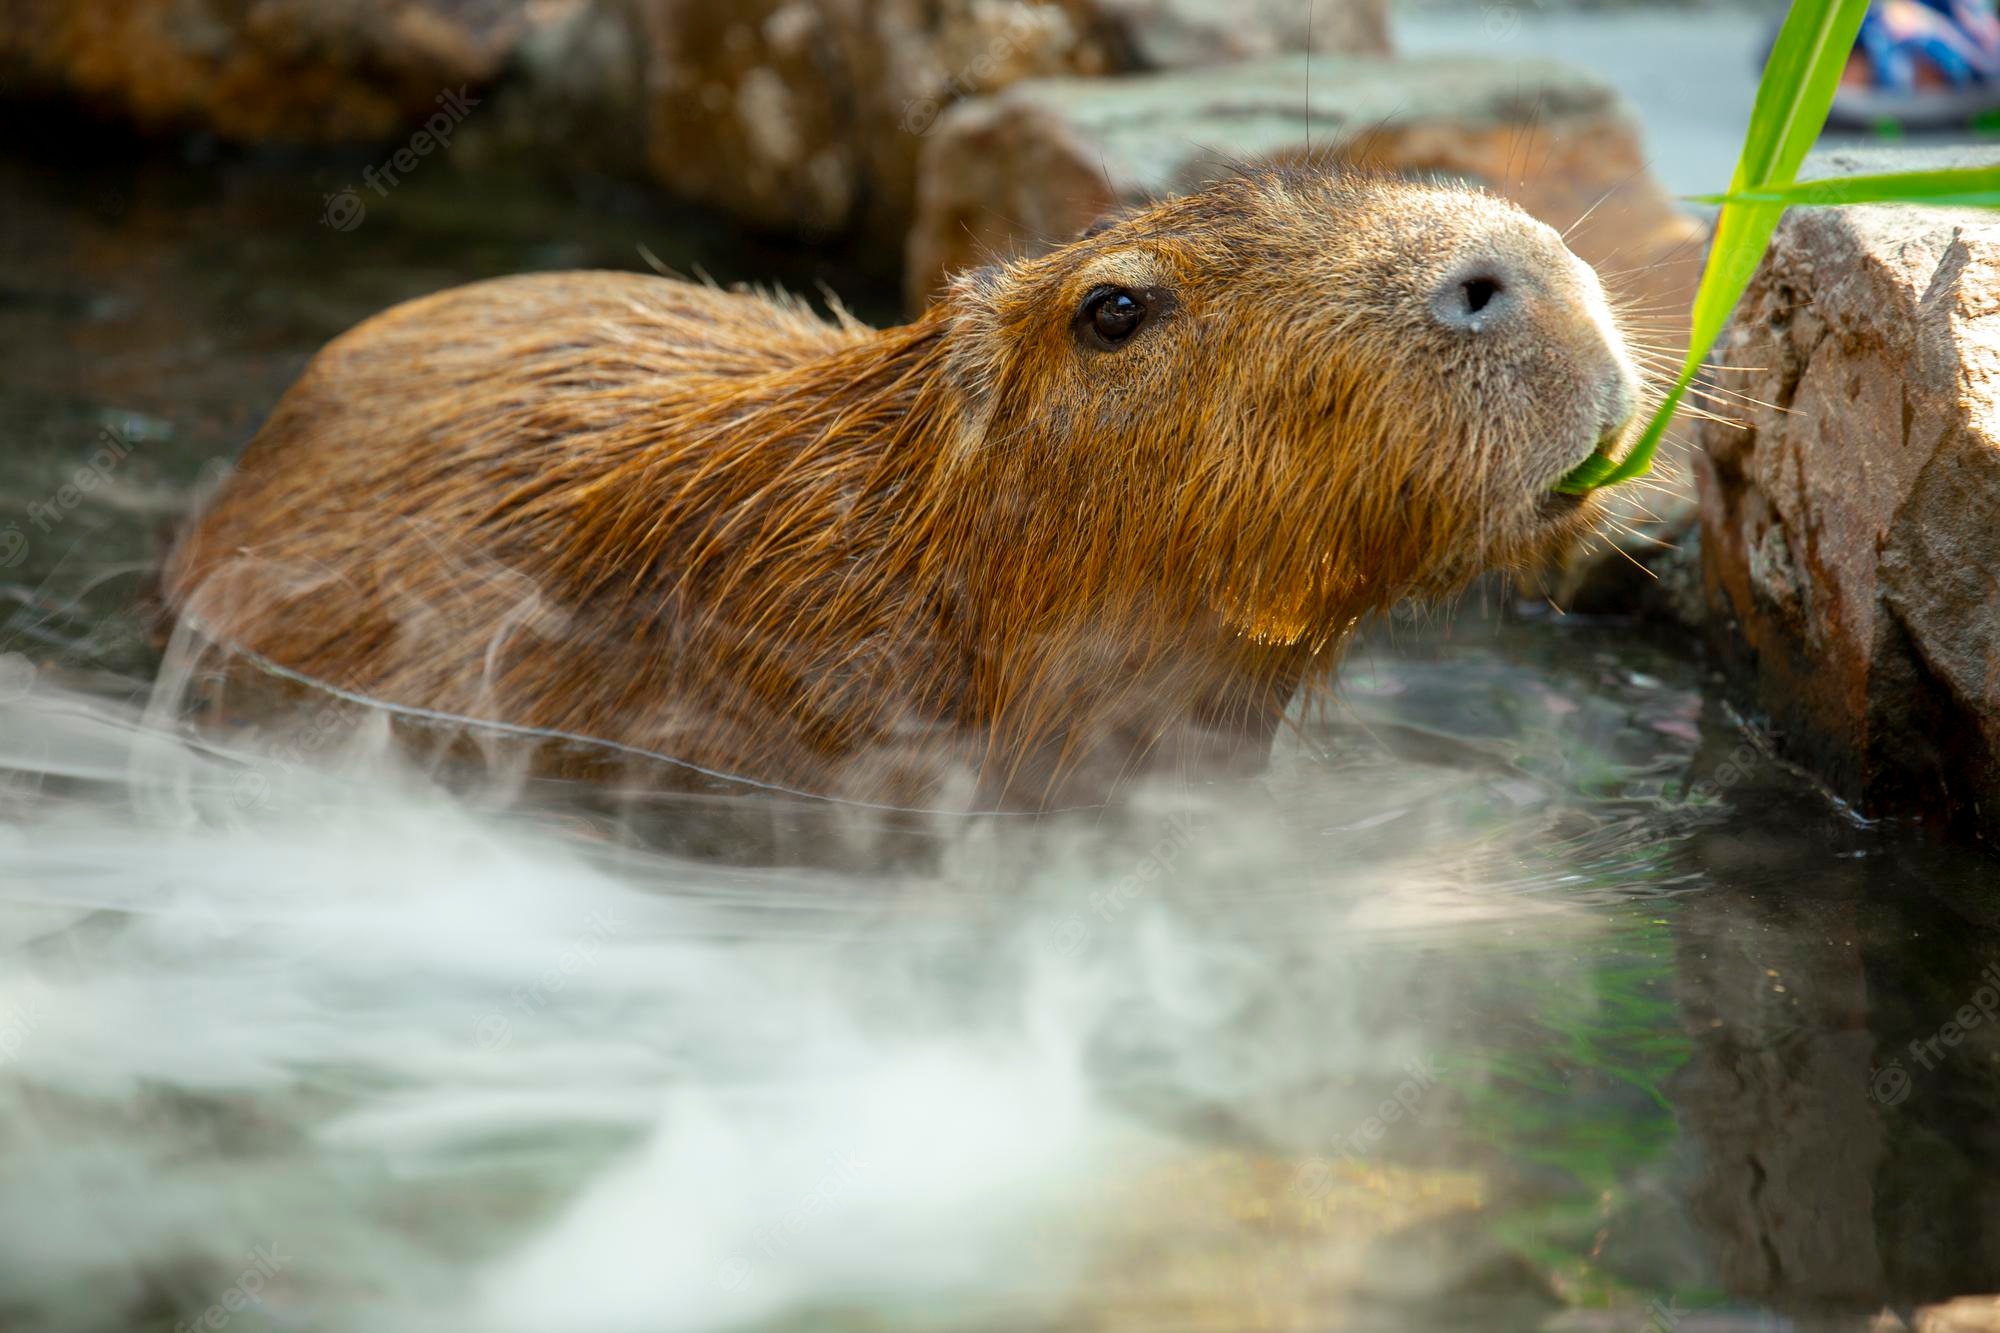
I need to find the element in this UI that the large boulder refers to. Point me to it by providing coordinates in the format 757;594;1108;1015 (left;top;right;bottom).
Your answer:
1093;0;1388;69
1694;149;2000;845
0;0;1387;240
0;0;536;142
630;0;1388;242
903;53;1701;322
1918;1298;2000;1332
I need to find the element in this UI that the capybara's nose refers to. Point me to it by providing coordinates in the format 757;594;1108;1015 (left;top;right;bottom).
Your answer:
1429;258;1521;333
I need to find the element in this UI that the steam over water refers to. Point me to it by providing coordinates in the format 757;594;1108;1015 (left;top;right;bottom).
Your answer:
0;614;1838;1333
0;620;1696;1331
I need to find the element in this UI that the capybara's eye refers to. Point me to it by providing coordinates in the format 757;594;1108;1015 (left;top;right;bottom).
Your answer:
1078;286;1148;350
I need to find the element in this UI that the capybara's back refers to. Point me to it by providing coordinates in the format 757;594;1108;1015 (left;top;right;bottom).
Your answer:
169;169;1641;809
168;271;960;798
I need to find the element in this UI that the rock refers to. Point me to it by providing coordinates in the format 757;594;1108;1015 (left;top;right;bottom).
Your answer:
0;0;1387;239
1543;1313;1819;1332
471;0;651;177
630;0;1099;240
0;0;538;142
629;0;1386;243
903;53;1702;327
1693;148;2000;845
1662;860;1892;1311
1064;1150;1558;1331
1918;1297;2000;1332
1092;0;1389;69
1547;490;1704;626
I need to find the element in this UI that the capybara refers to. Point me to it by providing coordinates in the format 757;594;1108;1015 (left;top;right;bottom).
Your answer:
167;168;1640;810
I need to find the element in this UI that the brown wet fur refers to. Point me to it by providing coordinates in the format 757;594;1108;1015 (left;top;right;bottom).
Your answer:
166;167;1638;811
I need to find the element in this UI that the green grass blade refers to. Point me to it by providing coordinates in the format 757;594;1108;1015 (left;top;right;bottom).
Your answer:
1688;165;2000;209
1555;0;1870;493
1733;0;1875;189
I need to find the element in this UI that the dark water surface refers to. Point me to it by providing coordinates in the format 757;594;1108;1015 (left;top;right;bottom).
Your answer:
4;133;2000;1333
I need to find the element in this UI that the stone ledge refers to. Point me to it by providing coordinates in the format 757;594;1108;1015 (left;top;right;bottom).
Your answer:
1694;147;2000;844
905;52;1703;329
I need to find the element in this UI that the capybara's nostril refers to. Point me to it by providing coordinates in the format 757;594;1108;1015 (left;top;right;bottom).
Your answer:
1432;263;1516;333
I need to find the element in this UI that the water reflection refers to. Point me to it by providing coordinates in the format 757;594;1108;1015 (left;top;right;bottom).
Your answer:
1672;790;2000;1320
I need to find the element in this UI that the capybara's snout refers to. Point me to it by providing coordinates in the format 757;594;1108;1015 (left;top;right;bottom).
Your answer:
1427;211;1642;463
1320;196;1639;568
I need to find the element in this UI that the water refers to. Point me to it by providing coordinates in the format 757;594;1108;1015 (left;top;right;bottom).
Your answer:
5;130;2000;1333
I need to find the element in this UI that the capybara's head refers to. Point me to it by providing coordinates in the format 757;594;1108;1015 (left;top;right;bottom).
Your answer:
936;167;1640;647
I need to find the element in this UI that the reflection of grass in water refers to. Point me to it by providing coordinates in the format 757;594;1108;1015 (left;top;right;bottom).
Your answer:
1455;904;1700;1308
1409;660;1735;1308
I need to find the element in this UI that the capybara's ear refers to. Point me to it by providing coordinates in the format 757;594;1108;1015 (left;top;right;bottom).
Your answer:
941;263;1006;406
948;262;1003;301
1078;205;1140;240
